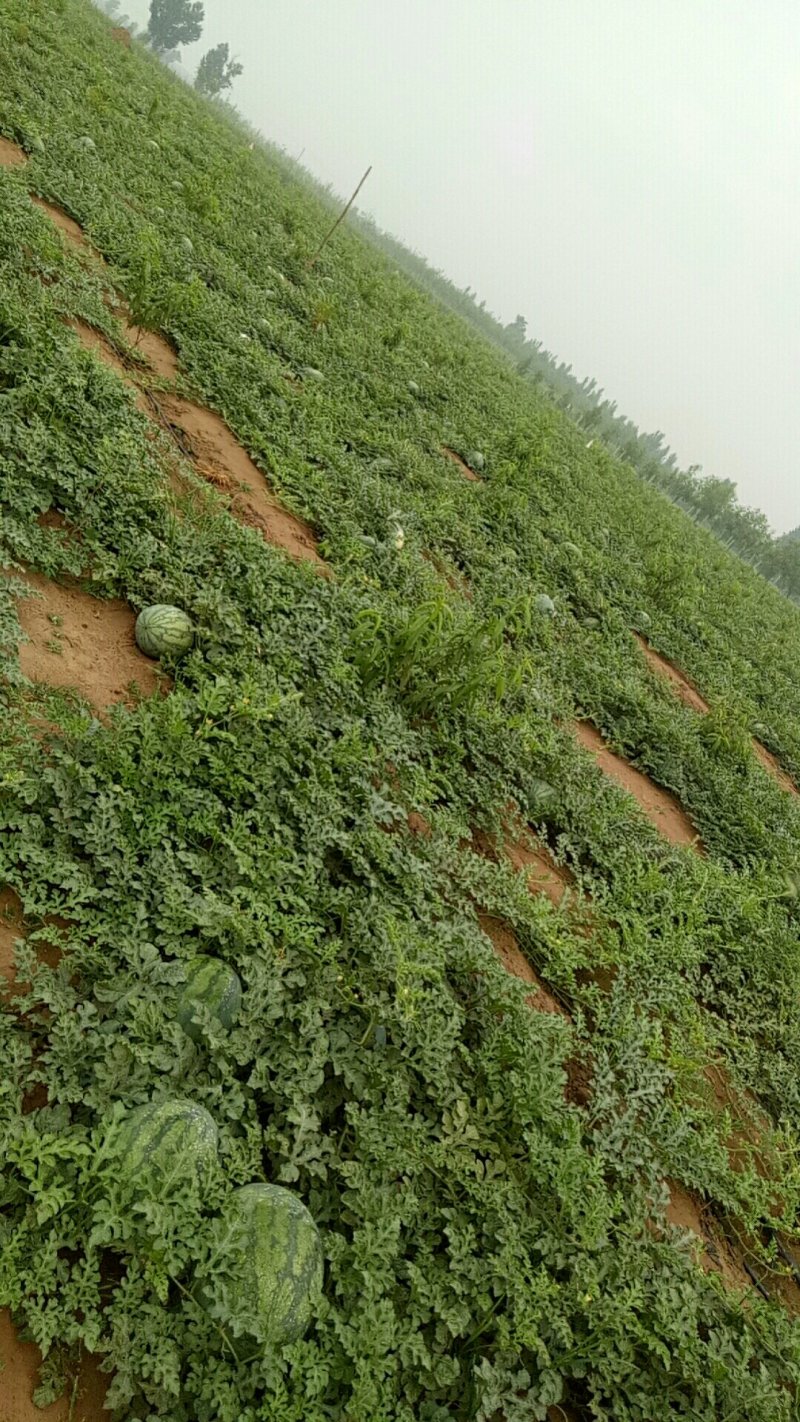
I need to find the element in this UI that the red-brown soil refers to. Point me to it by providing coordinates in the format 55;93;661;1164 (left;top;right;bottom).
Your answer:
31;197;97;257
634;634;797;794
0;136;27;168
0;1310;107;1422
574;720;703;850
12;570;164;711
440;447;481;482
156;394;324;566
633;633;709;714
477;912;568;1017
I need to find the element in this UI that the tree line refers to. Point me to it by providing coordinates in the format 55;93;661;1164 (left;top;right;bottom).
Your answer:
94;0;243;97
92;0;798;602
350;210;800;602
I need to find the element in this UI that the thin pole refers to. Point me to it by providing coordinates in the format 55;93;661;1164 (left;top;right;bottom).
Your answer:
307;165;372;269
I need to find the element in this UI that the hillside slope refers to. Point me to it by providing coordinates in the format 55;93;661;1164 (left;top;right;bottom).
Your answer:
3;4;800;1419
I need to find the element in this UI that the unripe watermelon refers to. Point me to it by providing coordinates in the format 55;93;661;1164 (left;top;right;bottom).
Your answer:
177;956;242;1043
115;1098;218;1192
135;604;193;658
535;593;556;617
222;1183;323;1347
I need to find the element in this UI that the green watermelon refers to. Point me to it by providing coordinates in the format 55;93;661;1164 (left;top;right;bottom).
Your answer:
115;1098;218;1192
177;956;242;1043
222;1182;323;1348
135;604;194;658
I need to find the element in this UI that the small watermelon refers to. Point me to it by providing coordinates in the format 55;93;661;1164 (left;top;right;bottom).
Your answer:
529;778;557;814
115;1098;218;1192
222;1182;323;1348
535;593;556;617
177;955;242;1043
466;450;485;473
135;604;193;659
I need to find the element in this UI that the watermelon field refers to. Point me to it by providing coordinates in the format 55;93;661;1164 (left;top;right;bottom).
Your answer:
6;3;800;1418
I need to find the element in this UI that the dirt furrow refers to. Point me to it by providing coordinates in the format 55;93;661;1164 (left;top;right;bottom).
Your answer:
10;569;164;712
574;720;703;850
634;633;797;794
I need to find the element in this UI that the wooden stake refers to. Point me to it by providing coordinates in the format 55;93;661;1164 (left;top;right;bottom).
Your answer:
306;165;372;269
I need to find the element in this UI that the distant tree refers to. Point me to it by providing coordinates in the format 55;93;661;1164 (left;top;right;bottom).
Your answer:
147;0;204;55
504;313;527;346
194;42;243;96
695;475;737;523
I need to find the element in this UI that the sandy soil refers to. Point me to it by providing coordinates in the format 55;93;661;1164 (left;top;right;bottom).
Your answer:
574;721;702;850
440;446;481;482
13;570;164;711
0;136;27;168
477;912;568;1017
752;739;797;795
634;634;797;794
157;394;325;566
31;197;96;258
119;316;179;383
0;1311;107;1422
633;633;710;714
0;887;26;987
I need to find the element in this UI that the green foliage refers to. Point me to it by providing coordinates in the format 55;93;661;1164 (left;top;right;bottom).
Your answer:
147;0;203;56
121;226;201;338
3;1;800;1417
194;42;243;99
351;594;525;716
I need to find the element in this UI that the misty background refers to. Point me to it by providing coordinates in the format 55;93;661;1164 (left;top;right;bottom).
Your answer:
120;0;799;532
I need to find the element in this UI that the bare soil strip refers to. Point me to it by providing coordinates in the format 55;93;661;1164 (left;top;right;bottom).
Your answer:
574;720;703;850
113;305;179;382
470;820;573;908
31;197;98;258
633;633;709;713
0;886;26;987
0;136;27;168
22;190;324;567
477;912;569;1017
156;394;326;568
752;739;797;795
0;1309;107;1422
665;1183;752;1293
70;319;149;411
13;569;164;711
634;633;798;794
440;446;481;482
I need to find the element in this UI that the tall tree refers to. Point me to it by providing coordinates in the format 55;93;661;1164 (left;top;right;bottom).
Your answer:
504;313;527;346
147;0;204;55
194;42;243;96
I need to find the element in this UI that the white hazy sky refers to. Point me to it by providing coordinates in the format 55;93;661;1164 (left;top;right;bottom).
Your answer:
122;0;800;531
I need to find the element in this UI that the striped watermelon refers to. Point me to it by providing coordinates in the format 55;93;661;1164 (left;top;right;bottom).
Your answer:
115;1098;218;1192
177;956;242;1043
135;604;194;658
222;1183;323;1348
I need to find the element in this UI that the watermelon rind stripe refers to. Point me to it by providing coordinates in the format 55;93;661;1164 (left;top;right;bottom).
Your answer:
225;1182;323;1347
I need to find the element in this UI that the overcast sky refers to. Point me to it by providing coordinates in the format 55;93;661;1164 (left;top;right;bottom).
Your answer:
122;1;800;532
